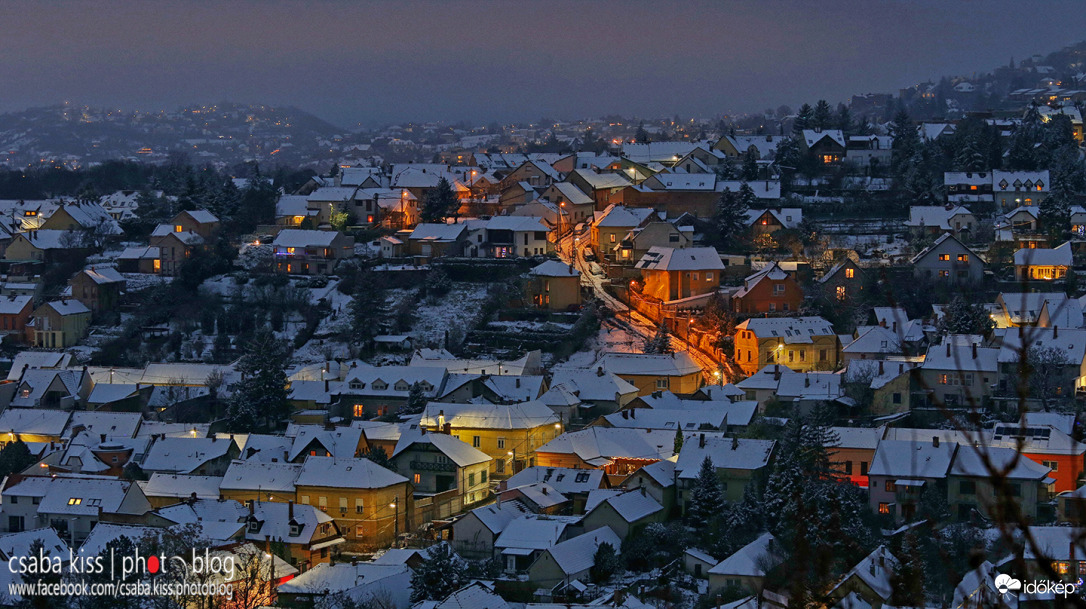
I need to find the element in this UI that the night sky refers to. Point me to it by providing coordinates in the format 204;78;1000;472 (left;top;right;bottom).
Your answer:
2;0;1083;128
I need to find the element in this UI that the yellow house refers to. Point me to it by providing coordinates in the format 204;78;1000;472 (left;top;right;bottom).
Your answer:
293;456;411;550
523;261;582;311
219;460;303;505
599;352;703;395
1014;241;1071;281
590;205;655;261
635;246;723;302
28;300;91;348
734;317;839;377
419;401;561;477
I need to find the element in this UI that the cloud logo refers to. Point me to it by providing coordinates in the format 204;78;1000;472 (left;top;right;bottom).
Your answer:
995;573;1022;595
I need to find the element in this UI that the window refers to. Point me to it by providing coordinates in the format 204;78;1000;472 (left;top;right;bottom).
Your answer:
355;498;364;513
468;473;476;486
339;497;348;512
413;474;420;484
836;286;846;300
7;497;15;504
860;462;868;476
318;496;327;510
885;481;896;492
472;436;481;448
892;392;902;404
957;254;969;262
844;461;853;475
353;404;364;417
773;284;785;295
1009;483;1021;497
300;495;309;505
610;234;616;243
67;498;82;506
496;460;505;473
175;225;183;233
819;349;827;361
356;525;365;537
938;270;950;278
497;438;506;449
878;502;890;515
248;519;260;533
938;254;950;261
845;268;855;279
481;470;487;483
655;378;669;389
959;480;977;495
1043;460;1059;472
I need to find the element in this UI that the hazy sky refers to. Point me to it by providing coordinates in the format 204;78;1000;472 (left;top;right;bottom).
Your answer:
1;1;1083;128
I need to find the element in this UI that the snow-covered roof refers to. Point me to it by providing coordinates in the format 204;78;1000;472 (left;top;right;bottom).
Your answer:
391;428;490;467
995;326;1086;365
419;401;558;430
529;260;579;277
0;528;68;564
921;341;999;373
950;445;1051;480
39;299;90;317
635;246;724;272
602;407;729;431
548;370;639;403
503;466;605;496
802;129;846;148
829;545;899;602
868;440;956;479
593;205;655;228
675;434;775;478
65;411;142;439
548;182;593;205
494;515;569;552
599;352;701;377
0;408;70;436
219;460;302;493
273;229;342;248
140;474;223;501
536;427;676;465
905;205;973;230
1013;241;1072;267
587;490;663;523
744;207;801;228
141;437;234;474
295;456;408;489
708;532;780;577
736;316;834;343
0;294;32;315
842;326;903;355
408;223;467;242
545;526;622;576
466;501;531;534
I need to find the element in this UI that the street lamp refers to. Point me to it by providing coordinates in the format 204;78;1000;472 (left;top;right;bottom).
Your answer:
264;551;275;601
390;499;399;546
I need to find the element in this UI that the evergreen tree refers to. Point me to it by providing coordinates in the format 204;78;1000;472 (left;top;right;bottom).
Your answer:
740;148;760;181
674;428;684;454
714;188;750;247
590;542;622;583
409;544;467;602
362;445;394;470
812;100;833;131
421;177;457;223
635;122;650;144
938;295;995;336
890;533;926;606
792;104;814;134
889;109;921;176
226;329;290;430
836;105;853;135
855;116;873;136
643;325;673;354
0;440;34;478
1039;183;1073;241
687;456;725;528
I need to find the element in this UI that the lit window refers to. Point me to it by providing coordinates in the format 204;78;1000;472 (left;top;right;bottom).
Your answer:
67;498;82;506
413;474;420;484
878;502;890;514
174;225;183;232
845;268;855;279
836;286;846;300
938;254;950;261
958;254;969;262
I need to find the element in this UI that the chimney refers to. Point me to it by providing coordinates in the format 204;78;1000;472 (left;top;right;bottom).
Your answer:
324;379;329;392
515;378;521;389
542;487;548;495
804;376;810;388
189;492;197;504
892;321;897;333
1054;325;1059;339
596;366;604;377
248;501;255;515
288;500;294;520
622;410;629;420
878;360;884;375
933;436;940;447
946;342;951;357
99;433;106;442
731;436;738;450
971;343;977;360
699;433;705;448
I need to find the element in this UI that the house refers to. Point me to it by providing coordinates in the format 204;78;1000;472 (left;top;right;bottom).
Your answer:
497;482;570;515
842;359;918;416
591;205;656;261
675;433;774;507
275;194;319;227
992;170;1050;211
293;456;411;549
407;222;468;260
534;427;676;481
731;262;804;315
947;445;1053;522
219;460;303;504
418;401;560;476
733;317;838;377
917;340;1000;408
239;499;345;572
841;326;903;363
707;532;782;595
828;427;883;488
845;135;894;168
905;205;976;236
69;266;125;314
523;260;581;311
635;246;723;302
744;208;803;236
339;365;447;419
27;300;91;348
272;229;355;275
987;422;1086;493
993;291;1068;327
0;294;32;338
276;562;412;608
493;514;575;573
148;223;206;276
1014;241;1072;281
995;325;1086;395
5;230;92;267
0;408;71;443
450;500;531;558
582;489;665;538
116;245;160;274
473;216;552;258
389;427;491;514
825;546;900;609
944;171;994;204
140;437;239;476
139;474;222;508
526;526;622;590
612;222;693;268
817;258;864;303
548;368;639;422
598;352;703;396
0;475;152;542
867;438;957;522
801;129;847;165
910;233;984;284
569;169;633;209
499;466;608;514
169;209;220;239
540;182;595;225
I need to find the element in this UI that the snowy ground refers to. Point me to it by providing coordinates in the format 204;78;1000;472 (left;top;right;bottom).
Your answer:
826;233;911;261
408;283;490;349
122;273;172;292
552;319;643;370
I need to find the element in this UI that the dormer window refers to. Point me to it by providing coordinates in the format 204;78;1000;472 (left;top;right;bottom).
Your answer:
349;381;363;390
999;179;1009;190
394;381;408;391
175;225;183;233
247;518;261;533
289;521;302;537
1036;181;1044;191
372;381;388;391
67;498;82;505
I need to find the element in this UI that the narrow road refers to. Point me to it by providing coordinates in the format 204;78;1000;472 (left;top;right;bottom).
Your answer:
558;232;734;382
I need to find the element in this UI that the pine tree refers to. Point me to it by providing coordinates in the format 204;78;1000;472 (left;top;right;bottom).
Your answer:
635;122;650;144
792;104;814;134
714;188;750;247
409;544;467;602
644;325;673;354
362;445;394;470
590;542;622;583
687;456;725;528
227;329;290;431
421;177;457;223
674;428;684;454
938;295;995;336
855;116;873;136
0;440;34;478
740;148;759;181
836;105;853;135
812;100;833;131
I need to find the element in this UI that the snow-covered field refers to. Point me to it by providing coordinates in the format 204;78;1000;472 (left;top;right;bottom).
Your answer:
408;283;490;348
